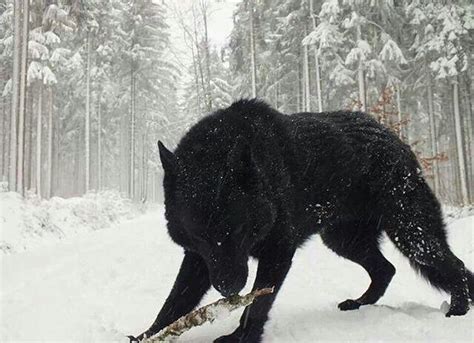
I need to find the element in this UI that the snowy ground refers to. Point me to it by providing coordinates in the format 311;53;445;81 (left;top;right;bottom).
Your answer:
0;191;142;254
1;205;473;342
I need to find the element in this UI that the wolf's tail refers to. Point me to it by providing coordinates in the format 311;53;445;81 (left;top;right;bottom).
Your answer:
379;180;472;302
406;262;474;301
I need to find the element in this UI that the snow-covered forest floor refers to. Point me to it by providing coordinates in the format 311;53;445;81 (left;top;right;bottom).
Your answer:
0;191;144;254
1;203;473;342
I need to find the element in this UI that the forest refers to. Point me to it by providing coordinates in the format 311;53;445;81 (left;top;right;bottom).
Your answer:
0;0;473;205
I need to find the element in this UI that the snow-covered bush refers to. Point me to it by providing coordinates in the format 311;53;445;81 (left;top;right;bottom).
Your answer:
443;204;474;223
0;191;143;254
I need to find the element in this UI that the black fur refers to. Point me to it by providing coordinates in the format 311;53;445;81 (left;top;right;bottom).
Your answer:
131;99;473;342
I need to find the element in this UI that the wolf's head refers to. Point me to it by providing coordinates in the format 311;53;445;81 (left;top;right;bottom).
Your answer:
158;135;276;296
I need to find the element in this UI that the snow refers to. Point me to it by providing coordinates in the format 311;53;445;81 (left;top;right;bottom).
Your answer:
27;60;44;81
50;47;72;64
302;22;343;50
0;205;473;342
1;78;11;96
42;65;58;85
379;39;408;65
320;0;341;19
28;40;49;60
430;55;460;79
44;31;61;45
345;40;371;65
329;63;355;86
0;191;142;254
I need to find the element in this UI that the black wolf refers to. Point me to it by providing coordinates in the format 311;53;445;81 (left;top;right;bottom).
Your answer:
131;99;473;342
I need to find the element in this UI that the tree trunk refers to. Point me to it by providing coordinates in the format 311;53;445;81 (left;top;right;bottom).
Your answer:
296;61;301;112
72;133;80;196
249;0;257;98
1;98;4;180
97;95;101;191
120;106;128;195
85;31;91;193
16;0;29;195
190;42;201;113
396;83;403;140
151;171;156;203
192;6;206;112
303;31;311;112
53;98;59;196
129;68;135;199
452;79;469;205
309;0;322;112
9;0;22;192
314;53;322;112
141;128;147;202
26;87;33;190
46;87;53;198
302;48;307;111
36;84;42;197
356;25;366;111
426;68;439;195
357;65;366;111
201;0;212;111
274;79;279;109
461;75;473;202
1;96;8;181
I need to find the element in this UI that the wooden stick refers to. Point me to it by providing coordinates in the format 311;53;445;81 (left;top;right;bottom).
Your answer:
142;287;274;342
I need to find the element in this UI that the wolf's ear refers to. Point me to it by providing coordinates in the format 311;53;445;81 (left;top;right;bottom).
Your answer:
158;140;177;175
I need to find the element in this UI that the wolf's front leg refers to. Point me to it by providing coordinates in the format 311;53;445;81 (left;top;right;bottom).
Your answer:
215;246;296;343
130;250;210;341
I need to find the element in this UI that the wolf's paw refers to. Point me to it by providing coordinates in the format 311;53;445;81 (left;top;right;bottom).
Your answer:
338;299;362;311
445;303;470;317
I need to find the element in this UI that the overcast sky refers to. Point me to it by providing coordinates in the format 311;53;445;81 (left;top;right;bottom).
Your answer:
164;0;240;104
165;0;240;66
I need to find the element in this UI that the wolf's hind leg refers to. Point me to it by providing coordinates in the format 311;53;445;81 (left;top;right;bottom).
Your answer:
336;247;395;311
321;221;395;311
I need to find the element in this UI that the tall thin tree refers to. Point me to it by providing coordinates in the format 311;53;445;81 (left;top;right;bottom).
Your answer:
426;64;439;195
303;27;311;112
309;0;322;112
9;0;22;191
200;0;212;111
452;78;469;205
356;24;366;111
36;84;42;197
46;87;53;198
16;0;29;195
85;30;91;192
249;0;257;98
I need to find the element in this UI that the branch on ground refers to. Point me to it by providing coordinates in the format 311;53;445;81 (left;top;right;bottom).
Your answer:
142;287;274;342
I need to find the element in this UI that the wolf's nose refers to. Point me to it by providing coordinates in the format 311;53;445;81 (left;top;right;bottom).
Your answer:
214;279;239;297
